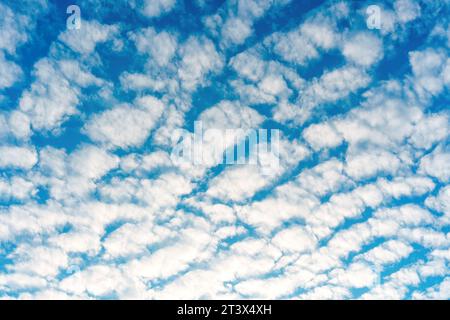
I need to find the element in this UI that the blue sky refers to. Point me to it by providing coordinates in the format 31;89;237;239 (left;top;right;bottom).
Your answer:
0;0;449;299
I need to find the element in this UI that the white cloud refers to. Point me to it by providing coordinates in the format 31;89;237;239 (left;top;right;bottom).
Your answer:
59;264;133;298
425;185;450;215
342;32;383;67
413;278;450;300
58;20;118;55
230;51;265;82
0;177;35;201
0;3;30;54
19;58;103;132
409;113;449;149
8;111;31;140
302;66;370;107
303;122;343;150
0;0;449;300
125;227;216;280
119;72;167;92
0;146;37;169
271;226;318;254
221;17;252;47
329;262;378;288
274;66;370;124
102;222;171;258
68;145;119;180
269;20;337;66
357;240;413;265
49;228;101;255
394;0;421;24
409;48;448;97
345;147;401;180
10;245;69;277
130;27;177;67
0;52;22;89
178;36;224;91
84;96;164;149
0;273;47;291
298;285;350;300
419;146;450;182
141;0;176;18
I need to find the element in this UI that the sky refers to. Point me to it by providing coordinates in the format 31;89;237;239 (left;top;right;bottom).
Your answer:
0;0;449;299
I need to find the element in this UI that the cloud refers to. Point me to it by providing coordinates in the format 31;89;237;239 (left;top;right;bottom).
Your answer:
68;144;119;180
177;36;224;91
0;3;30;54
274;65;371;124
394;0;421;24
0;0;449;300
0;52;22;89
357;240;414;265
141;0;176;18
409;48;449;98
130;27;177;67
0;177;35;201
58;20;118;55
84;96;164;149
271;226;318;254
425;185;450;215
269;20;338;65
220;17;252;47
0;146;37;169
342;32;383;67
119;72;167;92
419;146;450;182
19;58;103;132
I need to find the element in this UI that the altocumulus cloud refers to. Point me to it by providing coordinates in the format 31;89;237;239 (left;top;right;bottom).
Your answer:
0;0;449;300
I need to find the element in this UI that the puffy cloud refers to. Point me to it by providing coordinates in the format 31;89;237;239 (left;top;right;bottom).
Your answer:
119;72;167;92
425;185;450;215
271;226;318;254
303;122;343;150
0;0;449;300
130;27;177;67
0;52;22;89
0;146;37;169
141;0;176;18
409;113;449;149
274;65;371;124
58;20;118;55
345;148;401;180
409;48;449;97
59;264;135;298
419;146;450;182
413;278;450;300
230;51;265;82
0;3;30;54
329;262;378;288
125;227;216;280
9;245;69;277
394;0;421;24
342;32;383;67
0;177;35;201
220;17;252;47
357;240;414;265
19;58;103;132
269;20;337;65
84;96;164;149
68;145;119;180
8;111;31;140
177;36;224;91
